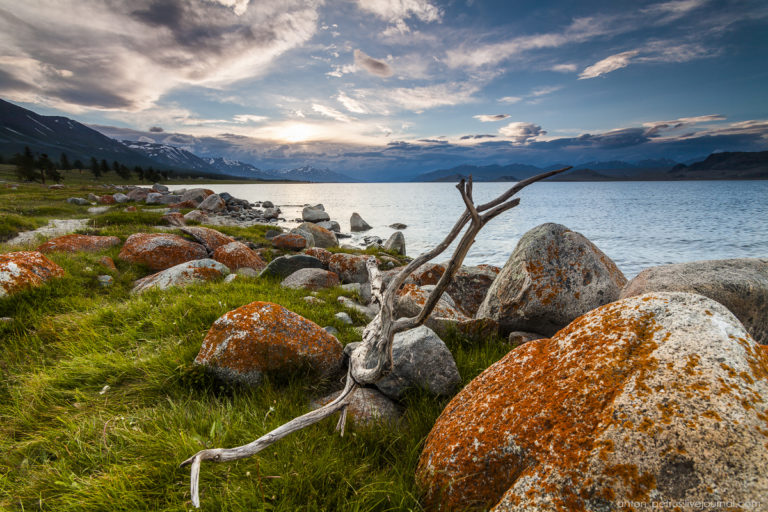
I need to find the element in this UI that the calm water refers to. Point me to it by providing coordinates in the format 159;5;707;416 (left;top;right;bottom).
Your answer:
198;181;768;278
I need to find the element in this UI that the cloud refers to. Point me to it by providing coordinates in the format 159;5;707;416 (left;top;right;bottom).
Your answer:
642;114;726;136
498;96;522;104
641;0;707;23
0;0;321;111
149;126;164;132
337;92;368;114
498;122;546;144
352;82;481;113
312;104;355;123
474;114;510;122
551;63;578;73
233;114;268;123
353;49;393;77
352;0;442;25
579;51;639;79
530;85;562;97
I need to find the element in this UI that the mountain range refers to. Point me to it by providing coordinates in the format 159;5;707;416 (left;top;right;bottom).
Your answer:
1;98;766;182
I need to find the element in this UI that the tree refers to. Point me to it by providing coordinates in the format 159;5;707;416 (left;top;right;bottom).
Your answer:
116;164;131;180
134;166;145;181
73;159;84;173
112;160;120;173
90;157;101;178
59;153;71;170
13;146;37;181
37;154;62;183
100;159;109;175
180;166;572;508
160;171;170;181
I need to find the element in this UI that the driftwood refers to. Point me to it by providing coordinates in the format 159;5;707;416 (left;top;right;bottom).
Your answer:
180;167;571;507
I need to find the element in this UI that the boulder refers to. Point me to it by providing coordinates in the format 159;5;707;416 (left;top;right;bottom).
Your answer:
99;256;117;272
406;263;445;286
428;316;499;344
262;200;274;208
446;265;501;317
212;241;266;272
146;193;181;205
302;206;330;223
507;330;544;346
620;258;768;344
294;222;338;248
169;200;199;209
161;212;186;227
316;220;341;232
259;254;324;279
417;292;768;511
272;233;307;251
131;259;229;294
263;207;280;220
341;282;372;305
395;284;466;321
118;233;207;270
281;268;340;291
127;188;149;202
329;253;370;284
195;301;344;386
98;194;116;205
303;247;332;267
37;234;120;253
334;312;353;325
180;226;234;252
152;183;169;193
311;387;401;427
477;223;627;336
66;197;89;205
372;325;461;399
181;188;213;204
350;212;371;232
0;251;65;297
113;193;129;203
337;296;378;320
198;193;226;212
183;209;208;223
384;231;405;255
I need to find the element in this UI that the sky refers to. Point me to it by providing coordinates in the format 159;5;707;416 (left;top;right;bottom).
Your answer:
1;0;767;178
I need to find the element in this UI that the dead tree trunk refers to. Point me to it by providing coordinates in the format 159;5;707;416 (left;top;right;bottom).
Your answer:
180;167;571;507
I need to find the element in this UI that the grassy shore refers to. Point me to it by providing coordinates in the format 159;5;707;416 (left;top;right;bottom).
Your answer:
0;180;510;511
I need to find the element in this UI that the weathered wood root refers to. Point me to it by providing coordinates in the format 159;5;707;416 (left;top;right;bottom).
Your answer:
181;167;571;507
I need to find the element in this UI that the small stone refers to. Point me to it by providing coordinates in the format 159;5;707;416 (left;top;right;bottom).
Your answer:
97;275;113;287
335;312;353;325
67;197;89;205
389;223;407;230
323;325;339;337
223;274;237;283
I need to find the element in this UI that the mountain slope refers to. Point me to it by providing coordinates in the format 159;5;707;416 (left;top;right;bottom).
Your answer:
669;151;768;179
271;165;358;182
415;163;544;182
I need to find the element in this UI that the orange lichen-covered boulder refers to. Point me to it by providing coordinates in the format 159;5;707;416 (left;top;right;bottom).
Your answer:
98;194;116;204
446;265;501;317
212;241;265;272
180;226;234;252
271;233;307;251
406;263;446;286
131;259;229;294
160;212;186;227
329;253;370;284
477;223;627;336
118;233;207;270
37;234;120;253
0;251;64;297
396;283;466;320
417;292;768;511
304;247;332;267
195;301;344;386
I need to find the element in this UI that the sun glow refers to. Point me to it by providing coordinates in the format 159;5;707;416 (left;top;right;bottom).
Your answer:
278;122;315;142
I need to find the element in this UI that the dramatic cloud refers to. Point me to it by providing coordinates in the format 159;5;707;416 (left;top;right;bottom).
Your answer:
473;114;510;122
352;0;442;25
643;114;727;136
579;51;639;79
498;122;546;144
353;49;393;77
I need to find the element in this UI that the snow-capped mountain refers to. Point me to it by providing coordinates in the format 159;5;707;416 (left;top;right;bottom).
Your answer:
121;140;214;172
271;165;357;182
203;157;275;180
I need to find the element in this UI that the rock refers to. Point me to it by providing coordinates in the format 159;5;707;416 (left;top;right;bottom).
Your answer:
87;206;110;214
198;193;226;212
363;235;383;247
329;253;370;284
341;282;372;305
124;206;137;212
131;259;229;294
406;263;445;286
99;256;117;271
183;209;207;223
395;284;466;321
263;207;280;220
338;296;378;320
127;188;149;201
323;325;338;336
118;233;207;270
334;312;353;325
311;203;325;211
271;233;307;251
87;193;99;202
507;330;544;346
311;387;401;427
180;226;235;252
293;223;338;248
302;206;330;223
264;229;281;240
384;231;405;255
477;223;627;336
48;183;64;190
0;251;65;297
161;212;186;227
223;274;237;283
262;200;274;208
389;223;407;230
98;194;116;205
303;247;332;267
304;296;326;305
212;241;266;272
350;212;372;232
619;258;768;344
67;197;89;205
113;193;129;203
181;188;213;204
374;325;461;399
236;267;259;278
281;268;340;291
259;254;324;279
145;192;165;205
97;275;113;287
152;183;169;193
446;265;501;317
169;199;199;209
195;301;343;386
37;234;120;253
417;292;768;511
316;220;341;232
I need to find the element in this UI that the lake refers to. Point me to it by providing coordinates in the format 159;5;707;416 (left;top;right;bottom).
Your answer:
197;181;768;278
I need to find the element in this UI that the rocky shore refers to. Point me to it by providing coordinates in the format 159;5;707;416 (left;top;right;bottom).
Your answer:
2;182;767;509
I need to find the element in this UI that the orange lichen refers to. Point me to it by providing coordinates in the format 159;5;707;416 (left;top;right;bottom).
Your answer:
0;251;65;296
118;233;207;270
181;226;235;251
37;234;121;253
271;233;307;251
213;242;265;271
304;247;332;266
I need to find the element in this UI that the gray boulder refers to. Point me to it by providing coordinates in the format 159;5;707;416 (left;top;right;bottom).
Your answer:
329;253;370;284
477;223;627;336
263;207;280;220
67;197;89;205
198;193;226;212
145;192;165;205
372;325;461;399
620;258;768;344
112;193;129;203
259;254;324;279
302;206;330;223
262;200;274;208
280;268;340;291
334;312;353;325
131;259;229;294
350;212;372;232
341;282;373;304
316;220;341;232
384;231;406;255
293;222;338;248
181;188;212;204
152;183;169;193
127;188;149;201
337;296;378;320
311;387;401;427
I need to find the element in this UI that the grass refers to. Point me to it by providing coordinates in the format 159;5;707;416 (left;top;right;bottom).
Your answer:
0;174;510;511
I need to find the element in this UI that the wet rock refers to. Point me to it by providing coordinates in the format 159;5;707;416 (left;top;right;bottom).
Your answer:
272;233;307;251
0;251;65;297
329;253;370;284
180;226;234;252
293;222;338;248
37;234;120;253
384;231;406;255
259;254;324;279
620;258;768;344
302;206;330;223
350;212;372;232
195;301;343;386
477;223;627;336
417;292;768;511
131;259;229;294
213;241;266;272
281;268;340;291
118;233;207;270
311;387;402;427
198;193;226;212
389;223;407;230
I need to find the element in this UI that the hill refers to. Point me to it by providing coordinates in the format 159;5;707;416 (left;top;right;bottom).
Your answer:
669;151;768;179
